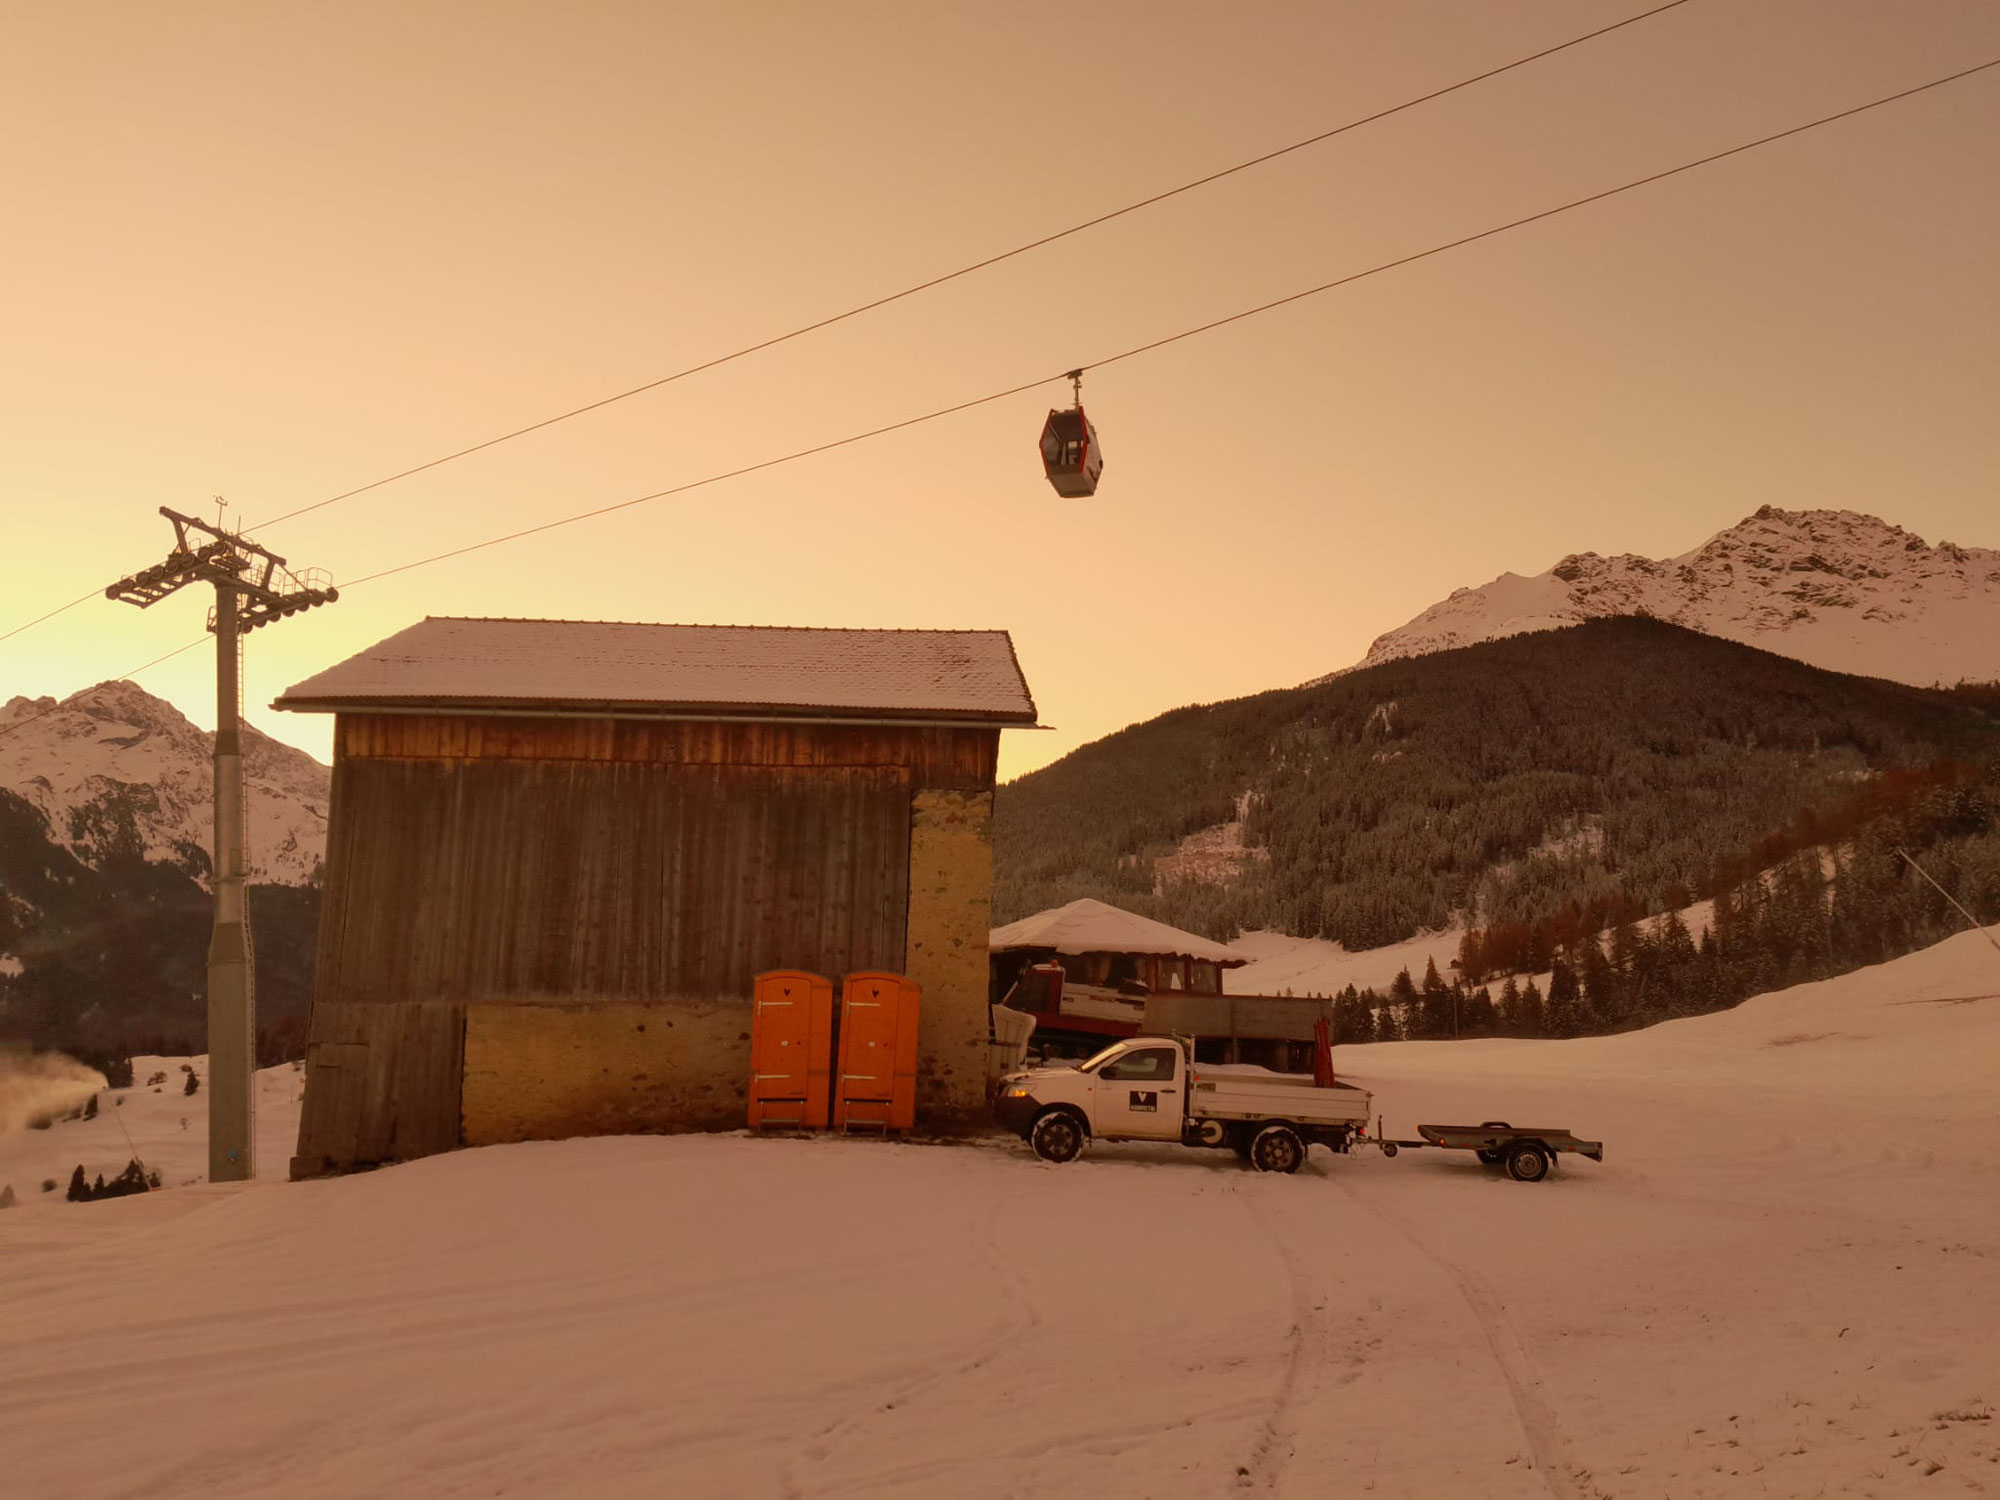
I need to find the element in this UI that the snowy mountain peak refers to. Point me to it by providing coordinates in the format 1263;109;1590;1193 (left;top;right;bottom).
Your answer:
1351;507;2000;688
0;681;329;885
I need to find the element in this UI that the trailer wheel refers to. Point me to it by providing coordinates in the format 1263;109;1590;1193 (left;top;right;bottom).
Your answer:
1476;1148;1507;1166
1030;1109;1086;1164
1250;1124;1305;1175
1505;1142;1551;1182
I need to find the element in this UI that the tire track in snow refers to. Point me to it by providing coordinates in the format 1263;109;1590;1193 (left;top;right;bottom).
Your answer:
1339;1179;1581;1500
1230;1178;1323;1491
778;1192;1045;1497
809;1401;1272;1500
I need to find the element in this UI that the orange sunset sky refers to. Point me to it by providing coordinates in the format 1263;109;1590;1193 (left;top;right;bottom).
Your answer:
3;1;1997;779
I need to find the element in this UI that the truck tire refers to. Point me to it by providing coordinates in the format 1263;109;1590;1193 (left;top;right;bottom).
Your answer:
1249;1124;1305;1175
1030;1109;1086;1164
1505;1142;1551;1182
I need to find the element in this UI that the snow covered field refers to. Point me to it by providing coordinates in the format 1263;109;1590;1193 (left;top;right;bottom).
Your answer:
1228;925;1467;997
0;1055;302;1195
4;931;1998;1499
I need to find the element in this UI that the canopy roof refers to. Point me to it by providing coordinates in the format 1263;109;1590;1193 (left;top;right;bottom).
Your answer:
988;898;1245;966
274;618;1038;725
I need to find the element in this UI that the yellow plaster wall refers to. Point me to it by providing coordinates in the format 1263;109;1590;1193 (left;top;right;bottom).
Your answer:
904;789;995;1129
461;1000;750;1144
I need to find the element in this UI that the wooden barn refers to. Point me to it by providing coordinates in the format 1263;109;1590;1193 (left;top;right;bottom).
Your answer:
274;617;1038;1177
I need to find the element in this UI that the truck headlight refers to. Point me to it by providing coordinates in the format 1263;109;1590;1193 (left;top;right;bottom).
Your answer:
1002;1085;1030;1099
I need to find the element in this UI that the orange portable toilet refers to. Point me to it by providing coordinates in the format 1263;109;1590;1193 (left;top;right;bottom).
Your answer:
833;972;921;1133
749;970;834;1129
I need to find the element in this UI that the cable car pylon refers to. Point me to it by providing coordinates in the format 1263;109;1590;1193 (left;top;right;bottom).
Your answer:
1039;368;1103;498
106;508;338;1182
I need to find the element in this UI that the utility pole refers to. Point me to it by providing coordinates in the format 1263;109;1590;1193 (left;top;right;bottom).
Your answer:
107;507;336;1181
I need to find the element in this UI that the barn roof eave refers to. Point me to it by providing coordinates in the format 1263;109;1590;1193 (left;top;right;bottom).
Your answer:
996;942;1250;969
269;695;1044;728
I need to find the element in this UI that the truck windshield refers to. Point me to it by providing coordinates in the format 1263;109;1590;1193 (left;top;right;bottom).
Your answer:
1077;1042;1128;1074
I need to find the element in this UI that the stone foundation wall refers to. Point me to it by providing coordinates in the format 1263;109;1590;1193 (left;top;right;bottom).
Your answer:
904;789;995;1131
461;999;750;1145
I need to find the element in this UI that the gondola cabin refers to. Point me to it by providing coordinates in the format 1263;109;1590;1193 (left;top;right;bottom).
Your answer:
1038;405;1103;497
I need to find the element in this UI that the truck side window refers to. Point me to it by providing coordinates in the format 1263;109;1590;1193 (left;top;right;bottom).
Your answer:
1100;1047;1176;1082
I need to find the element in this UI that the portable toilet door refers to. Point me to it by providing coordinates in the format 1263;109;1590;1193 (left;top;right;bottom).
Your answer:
833;972;922;1133
749;970;834;1129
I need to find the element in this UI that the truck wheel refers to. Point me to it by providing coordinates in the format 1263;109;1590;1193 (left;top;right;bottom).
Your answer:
1030;1109;1086;1164
1505;1142;1551;1182
1250;1124;1304;1175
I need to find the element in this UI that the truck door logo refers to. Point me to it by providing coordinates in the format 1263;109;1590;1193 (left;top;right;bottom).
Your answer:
1129;1090;1157;1112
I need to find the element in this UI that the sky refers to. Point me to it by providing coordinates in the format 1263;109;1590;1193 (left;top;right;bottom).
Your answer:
3;1;1997;780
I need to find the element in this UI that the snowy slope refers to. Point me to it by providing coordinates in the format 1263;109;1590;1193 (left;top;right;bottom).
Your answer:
0;1054;303;1198
1228;925;1467;997
1352;506;2000;687
4;927;1997;1498
0;680;329;884
1228;901;1719;998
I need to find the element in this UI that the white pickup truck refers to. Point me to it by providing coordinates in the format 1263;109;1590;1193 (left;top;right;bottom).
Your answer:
993;1035;1372;1174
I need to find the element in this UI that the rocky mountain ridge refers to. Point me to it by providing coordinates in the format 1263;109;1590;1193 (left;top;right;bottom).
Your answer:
0;681;329;887
1351;507;2000;687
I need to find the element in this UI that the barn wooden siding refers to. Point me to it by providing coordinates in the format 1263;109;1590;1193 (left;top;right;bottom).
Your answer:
314;759;914;1005
293;714;1000;1175
336;714;998;788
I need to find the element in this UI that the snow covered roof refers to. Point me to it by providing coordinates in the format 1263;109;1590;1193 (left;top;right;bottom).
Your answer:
273;618;1038;725
988;898;1246;965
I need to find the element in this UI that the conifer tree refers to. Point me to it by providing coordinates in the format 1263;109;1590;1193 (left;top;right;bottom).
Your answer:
1516;978;1547;1038
1578;935;1618;1027
1466;984;1499;1036
1546;960;1582;1038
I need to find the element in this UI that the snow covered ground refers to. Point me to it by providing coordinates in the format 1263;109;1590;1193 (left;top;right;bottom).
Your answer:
0;1054;303;1197
4;931;1998;1499
1229;900;1720;1000
1229;925;1467;996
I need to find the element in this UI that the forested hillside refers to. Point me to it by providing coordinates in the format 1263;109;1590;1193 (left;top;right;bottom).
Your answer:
0;789;317;1071
994;618;2000;946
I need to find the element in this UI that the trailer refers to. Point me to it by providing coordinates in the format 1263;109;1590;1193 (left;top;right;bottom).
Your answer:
1365;1120;1605;1182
